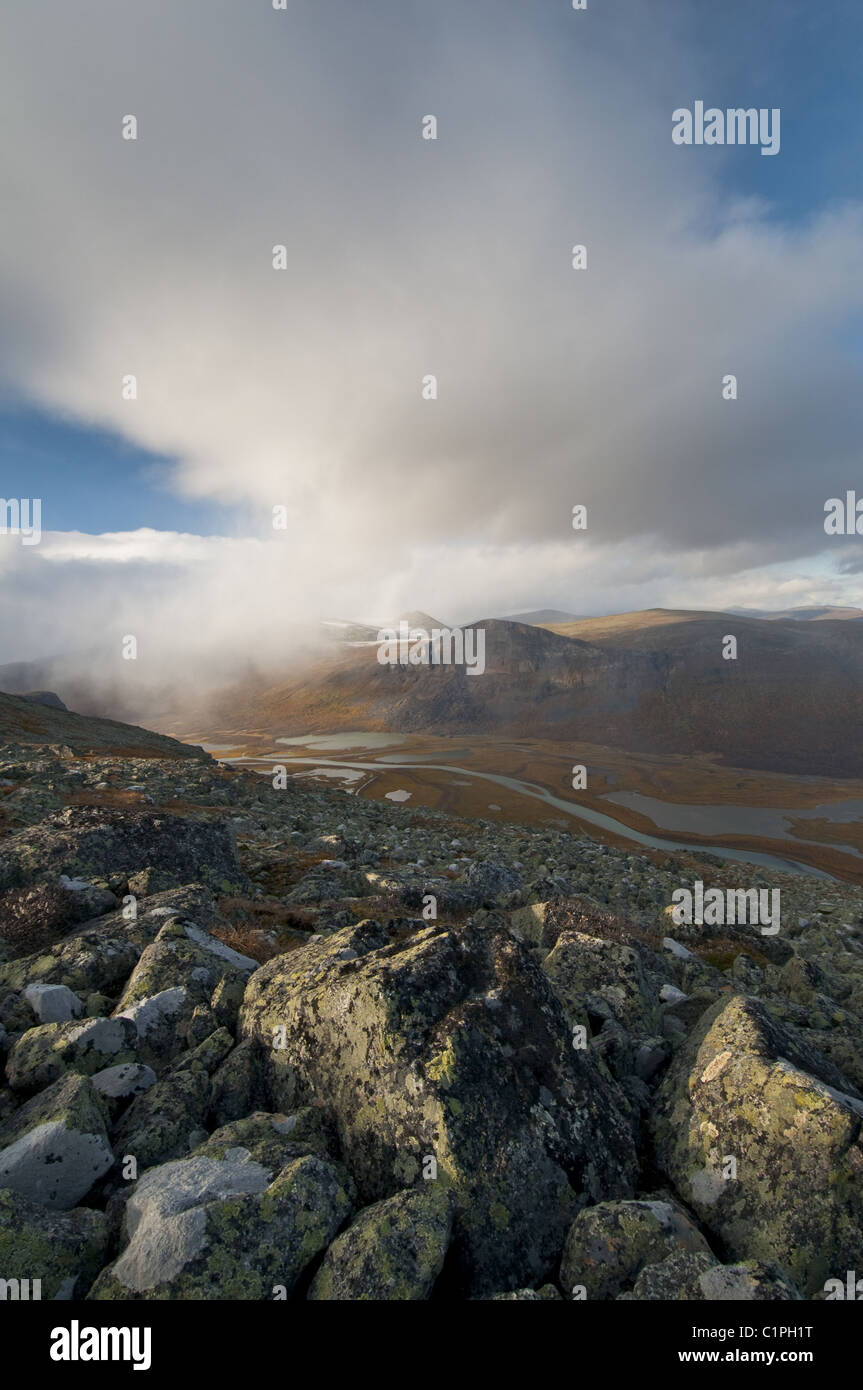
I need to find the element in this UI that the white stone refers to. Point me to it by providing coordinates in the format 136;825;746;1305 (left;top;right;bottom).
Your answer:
660;983;688;1005
24;984;84;1024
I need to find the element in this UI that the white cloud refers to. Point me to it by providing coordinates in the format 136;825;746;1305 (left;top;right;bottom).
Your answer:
0;0;861;675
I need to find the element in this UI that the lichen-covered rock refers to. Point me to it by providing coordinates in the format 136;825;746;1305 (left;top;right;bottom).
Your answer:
623;1249;718;1299
0;929;144;998
89;1149;354;1299
0;1073;113;1209
210;974;247;1031
6;1016;138;1092
193;1108;339;1169
0;806;248;898
697;1260;802;1301
127;867;182;898
519;896;638;952
112;988;190;1066
0;989;33;1035
463;860;523;908
508;901;553;949
651;994;863;1295
209;1038;270;1126
542;932;661;1036
112;1070;212;1172
240;919;638;1296
120;918;258;1006
0;886;219;999
111;917;256;1064
0;1186;109;1297
559;1197;712;1300
112;1029;233;1170
286;864;368;905
91;1063;157;1105
308;1183;454;1300
621;1252;802;1301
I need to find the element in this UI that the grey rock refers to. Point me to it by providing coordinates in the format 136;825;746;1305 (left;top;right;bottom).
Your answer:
0;1073;113;1209
23;983;84;1024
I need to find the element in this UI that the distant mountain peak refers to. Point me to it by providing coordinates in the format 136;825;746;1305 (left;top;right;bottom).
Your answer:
390;610;448;631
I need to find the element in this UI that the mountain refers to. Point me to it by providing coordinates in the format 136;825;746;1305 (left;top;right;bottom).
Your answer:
19;691;68;711
728;606;863;621
538;608;733;641
389;610;448;631
503;609;582;625
197;611;863;777
0;689;206;759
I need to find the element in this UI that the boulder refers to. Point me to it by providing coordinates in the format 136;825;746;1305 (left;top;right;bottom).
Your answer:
6;1016;138;1092
0;929;143;998
209;1039;270;1126
0;807;249;897
623;1252;801;1301
0;1073;113;1209
542;931;662;1037
89;1149;354;1299
624;1249;718;1300
112;1029;233;1170
192;1108;340;1169
308;1184;454;1300
23;983;83;1024
91;1063;157;1105
651;994;863;1295
559;1197;712;1300
0;1186;109;1298
112;917;257;1064
240;919;637;1296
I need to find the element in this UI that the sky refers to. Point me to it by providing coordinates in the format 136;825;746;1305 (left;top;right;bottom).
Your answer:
0;0;862;685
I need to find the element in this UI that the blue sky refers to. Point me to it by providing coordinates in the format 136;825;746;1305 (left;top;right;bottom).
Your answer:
0;409;236;534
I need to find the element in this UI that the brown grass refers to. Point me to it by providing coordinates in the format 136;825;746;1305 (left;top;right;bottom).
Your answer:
210;922;282;964
544;896;663;951
692;937;771;972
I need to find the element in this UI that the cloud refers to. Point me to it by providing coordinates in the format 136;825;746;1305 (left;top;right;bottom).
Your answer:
0;0;861;672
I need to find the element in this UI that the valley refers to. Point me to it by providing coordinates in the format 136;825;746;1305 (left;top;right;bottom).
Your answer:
171;728;863;885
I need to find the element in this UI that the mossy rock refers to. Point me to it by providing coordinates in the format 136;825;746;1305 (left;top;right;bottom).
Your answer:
89;1150;354;1299
651;994;863;1295
559;1197;712;1300
240;919;638;1296
6;1016;137;1092
308;1183;454;1300
0;1186;109;1297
